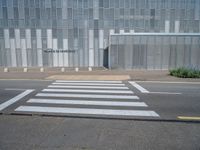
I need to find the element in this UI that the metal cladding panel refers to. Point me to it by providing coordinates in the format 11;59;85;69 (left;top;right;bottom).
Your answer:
21;39;27;67
110;46;116;69
110;34;200;70
15;29;21;48
36;29;43;67
47;29;52;49
89;30;94;49
162;36;170;69
154;36;162;69
36;29;42;49
16;48;22;67
58;49;64;67
37;49;43;67
141;36;147;69
53;39;58;67
99;48;103;66
191;37;200;69
169;37;177;69
10;39;17;67
25;29;31;49
176;37;185;68
84;36;89;66
63;39;69;67
99;30;104;49
89;30;94;67
147;36;155;69
31;39;38;67
165;21;170;33
74;41;79;67
0;7;2;19
79;48;84;67
0;39;4;66
68;38;74;67
124;36;133;69
184;37;191;67
94;38;99;66
0;0;200;69
175;21;180;33
4;29;10;48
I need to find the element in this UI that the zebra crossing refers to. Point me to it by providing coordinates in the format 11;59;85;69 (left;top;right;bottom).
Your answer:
14;80;160;118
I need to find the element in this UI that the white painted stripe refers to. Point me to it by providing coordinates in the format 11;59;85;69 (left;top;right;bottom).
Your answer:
129;82;150;93
137;81;200;84
27;99;147;107
42;89;133;94
36;93;139;99
15;106;159;117
56;80;122;83
149;92;182;95
52;82;125;86
5;88;35;91
0;90;34;111
48;85;129;90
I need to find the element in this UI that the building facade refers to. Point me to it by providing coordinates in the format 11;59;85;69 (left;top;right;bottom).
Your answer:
0;0;200;68
109;33;200;69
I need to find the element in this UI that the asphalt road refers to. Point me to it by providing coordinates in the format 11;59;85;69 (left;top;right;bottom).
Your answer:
0;79;200;150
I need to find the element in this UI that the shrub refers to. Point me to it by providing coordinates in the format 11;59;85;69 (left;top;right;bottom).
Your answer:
169;67;200;78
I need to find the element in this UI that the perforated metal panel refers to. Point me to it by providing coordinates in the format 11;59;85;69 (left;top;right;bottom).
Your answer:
0;0;200;68
109;33;200;70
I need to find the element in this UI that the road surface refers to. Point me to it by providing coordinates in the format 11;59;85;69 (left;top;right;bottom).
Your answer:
0;79;200;150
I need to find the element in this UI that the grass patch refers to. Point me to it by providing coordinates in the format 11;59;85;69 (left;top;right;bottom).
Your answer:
170;67;200;78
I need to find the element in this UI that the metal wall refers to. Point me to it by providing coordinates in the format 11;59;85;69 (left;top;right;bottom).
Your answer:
0;0;200;67
109;33;200;70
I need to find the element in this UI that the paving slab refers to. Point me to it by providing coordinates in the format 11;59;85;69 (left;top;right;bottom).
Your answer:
0;69;200;82
46;75;130;80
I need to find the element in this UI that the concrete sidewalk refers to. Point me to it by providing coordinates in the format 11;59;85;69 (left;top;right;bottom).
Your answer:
0;68;200;82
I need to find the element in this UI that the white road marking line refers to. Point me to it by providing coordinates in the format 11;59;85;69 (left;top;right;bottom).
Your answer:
36;93;139;99
56;80;122;83
137;81;200;84
0;79;53;81
0;89;34;111
48;85;129;90
129;81;150;93
5;88;35;91
52;82;125;86
42;89;133;94
27;99;147;107
149;92;182;95
15;106;159;117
